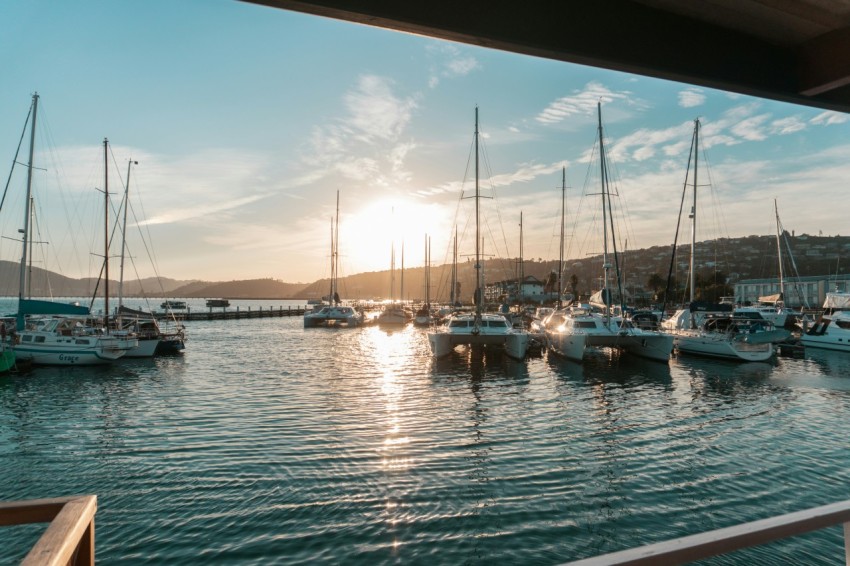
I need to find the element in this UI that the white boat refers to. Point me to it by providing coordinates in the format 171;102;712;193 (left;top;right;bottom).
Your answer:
304;305;364;327
378;303;412;326
15;315;132;365
427;108;529;360
733;302;788;328
547;105;673;363
800;292;850;352
429;311;530;359
304;192;364;328
665;304;784;361
663;120;786;361
7;95;135;365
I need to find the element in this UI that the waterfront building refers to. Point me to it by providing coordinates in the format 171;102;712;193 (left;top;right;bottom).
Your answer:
734;274;850;308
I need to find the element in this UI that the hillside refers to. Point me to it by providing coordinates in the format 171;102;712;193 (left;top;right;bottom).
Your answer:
2;234;846;301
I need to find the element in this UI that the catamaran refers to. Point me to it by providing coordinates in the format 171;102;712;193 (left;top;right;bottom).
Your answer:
427;107;529;360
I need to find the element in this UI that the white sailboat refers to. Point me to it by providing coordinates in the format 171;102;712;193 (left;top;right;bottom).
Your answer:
10;97;135;365
546;104;672;362
663;119;787;361
304;191;364;328
428;107;529;360
111;157;186;356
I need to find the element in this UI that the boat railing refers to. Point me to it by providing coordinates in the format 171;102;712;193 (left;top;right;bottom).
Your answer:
564;499;850;565
1;495;97;565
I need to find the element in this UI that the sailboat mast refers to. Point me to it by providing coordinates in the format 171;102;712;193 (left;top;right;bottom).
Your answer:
118;158;136;324
401;241;405;304
558;167;565;309
598;103;611;320
103;138;110;327
19;93;38;303
330;190;339;304
450;228;457;305
474;106;481;319
518;211;524;305
774;198;785;299
689;120;699;304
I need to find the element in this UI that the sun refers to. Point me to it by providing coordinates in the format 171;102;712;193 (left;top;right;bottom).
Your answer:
339;198;450;275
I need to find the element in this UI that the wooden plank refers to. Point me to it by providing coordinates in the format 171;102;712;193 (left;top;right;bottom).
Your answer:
565;500;850;565
0;496;77;526
21;495;97;566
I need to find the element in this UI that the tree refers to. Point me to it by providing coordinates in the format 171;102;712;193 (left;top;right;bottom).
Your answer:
569;274;579;299
543;271;558;294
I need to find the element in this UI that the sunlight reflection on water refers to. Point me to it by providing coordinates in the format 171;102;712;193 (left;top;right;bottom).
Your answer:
1;317;849;564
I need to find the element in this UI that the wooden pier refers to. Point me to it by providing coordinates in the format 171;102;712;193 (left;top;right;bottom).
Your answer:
156;305;307;322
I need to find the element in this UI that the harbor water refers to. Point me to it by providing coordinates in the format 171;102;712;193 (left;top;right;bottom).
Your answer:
2;309;850;564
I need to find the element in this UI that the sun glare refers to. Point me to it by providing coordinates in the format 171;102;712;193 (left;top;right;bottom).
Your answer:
340;198;449;274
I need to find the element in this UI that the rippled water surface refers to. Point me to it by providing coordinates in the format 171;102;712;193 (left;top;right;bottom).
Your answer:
3;314;850;564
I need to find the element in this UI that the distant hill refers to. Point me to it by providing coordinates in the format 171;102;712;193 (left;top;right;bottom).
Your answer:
1;234;846;301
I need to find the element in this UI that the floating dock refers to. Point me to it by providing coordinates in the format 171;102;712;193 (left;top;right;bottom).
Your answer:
156;305;308;322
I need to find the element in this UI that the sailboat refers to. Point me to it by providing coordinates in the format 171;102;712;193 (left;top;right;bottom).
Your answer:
9;95;135;365
734;199;797;327
304;191;364;328
427;107;529;360
377;241;410;326
413;235;433;326
543;167;587;360
110;157;185;355
546;103;673;362
662;119;788;361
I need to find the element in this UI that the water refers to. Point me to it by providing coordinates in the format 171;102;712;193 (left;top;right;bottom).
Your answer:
2;316;850;564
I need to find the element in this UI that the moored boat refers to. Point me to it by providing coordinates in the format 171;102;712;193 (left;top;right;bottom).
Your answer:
427;108;529;360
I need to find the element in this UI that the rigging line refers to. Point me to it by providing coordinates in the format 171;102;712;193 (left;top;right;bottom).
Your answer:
660;121;697;318
1;102;33;214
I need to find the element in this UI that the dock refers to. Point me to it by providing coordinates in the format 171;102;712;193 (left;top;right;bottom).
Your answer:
155;305;308;322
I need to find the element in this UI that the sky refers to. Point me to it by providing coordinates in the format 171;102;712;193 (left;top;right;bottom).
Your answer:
1;0;849;287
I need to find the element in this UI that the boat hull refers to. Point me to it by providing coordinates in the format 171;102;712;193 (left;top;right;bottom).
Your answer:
13;342;127;365
428;331;529;360
674;331;774;362
546;331;587;361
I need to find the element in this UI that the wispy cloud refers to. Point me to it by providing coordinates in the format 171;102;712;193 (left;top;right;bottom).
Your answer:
298;74;419;189
770;116;806;135
536;82;633;125
811;110;850;126
426;43;481;88
344;75;417;142
678;88;706;108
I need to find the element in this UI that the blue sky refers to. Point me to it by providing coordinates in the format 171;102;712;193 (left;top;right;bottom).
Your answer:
2;0;848;286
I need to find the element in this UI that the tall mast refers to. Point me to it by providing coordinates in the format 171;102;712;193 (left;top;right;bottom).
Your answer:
401;241;405;304
103;138;110;328
330;190;339;304
19;93;39;303
558;166;566;309
474;106;482;320
598;103;611;321
689;120;700;304
774;198;785;300
450;228;457;305
518;211;524;305
118;158;137;323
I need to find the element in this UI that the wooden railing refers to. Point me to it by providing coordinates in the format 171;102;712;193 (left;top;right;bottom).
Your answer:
0;495;97;565
564;500;850;565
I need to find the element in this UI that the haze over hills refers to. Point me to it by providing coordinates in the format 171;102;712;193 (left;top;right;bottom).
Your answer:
3;234;848;302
